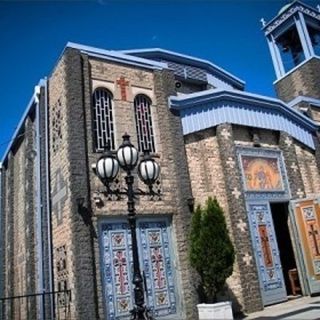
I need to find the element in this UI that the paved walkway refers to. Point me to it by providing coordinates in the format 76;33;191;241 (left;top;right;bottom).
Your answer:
240;296;320;319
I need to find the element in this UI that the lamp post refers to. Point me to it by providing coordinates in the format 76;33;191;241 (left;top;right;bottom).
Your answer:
95;133;160;320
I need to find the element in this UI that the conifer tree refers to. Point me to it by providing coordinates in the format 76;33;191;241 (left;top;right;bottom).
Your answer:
189;197;235;303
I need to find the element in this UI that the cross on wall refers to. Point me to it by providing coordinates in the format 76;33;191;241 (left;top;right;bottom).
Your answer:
116;76;130;101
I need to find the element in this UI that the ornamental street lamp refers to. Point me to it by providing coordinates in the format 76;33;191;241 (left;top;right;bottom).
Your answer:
95;133;160;320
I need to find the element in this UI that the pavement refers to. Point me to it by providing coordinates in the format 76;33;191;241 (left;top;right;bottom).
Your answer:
238;296;320;320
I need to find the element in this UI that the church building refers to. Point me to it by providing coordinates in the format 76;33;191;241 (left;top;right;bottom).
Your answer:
1;1;320;319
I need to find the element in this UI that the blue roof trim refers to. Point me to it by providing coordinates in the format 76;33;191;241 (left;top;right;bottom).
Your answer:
1;79;46;165
263;1;320;34
66;42;168;70
288;95;320;108
170;89;318;149
121;48;245;90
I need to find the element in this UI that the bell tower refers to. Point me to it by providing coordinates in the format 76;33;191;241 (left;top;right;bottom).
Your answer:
263;1;320;121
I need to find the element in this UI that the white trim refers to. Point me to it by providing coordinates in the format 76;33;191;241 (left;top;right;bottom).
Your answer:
66;42;168;70
273;55;320;84
288;96;320;108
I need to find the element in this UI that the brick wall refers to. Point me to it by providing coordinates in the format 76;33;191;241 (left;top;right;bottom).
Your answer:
84;57;198;319
275;57;320;102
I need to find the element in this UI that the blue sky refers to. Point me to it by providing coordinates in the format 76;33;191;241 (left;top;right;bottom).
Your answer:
0;0;318;157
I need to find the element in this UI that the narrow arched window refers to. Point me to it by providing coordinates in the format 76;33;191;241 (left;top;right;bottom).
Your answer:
134;95;155;153
93;88;115;151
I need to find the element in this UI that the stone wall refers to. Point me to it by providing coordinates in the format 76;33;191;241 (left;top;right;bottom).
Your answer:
0;114;39;319
185;123;320;314
85;57;198;319
295;143;320;197
48;48;98;319
275;57;320;102
185;125;264;314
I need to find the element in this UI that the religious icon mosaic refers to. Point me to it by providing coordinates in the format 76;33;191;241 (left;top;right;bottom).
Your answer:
100;219;177;320
241;155;283;191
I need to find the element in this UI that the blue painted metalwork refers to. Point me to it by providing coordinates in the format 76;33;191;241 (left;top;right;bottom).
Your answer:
170;89;318;149
99;218;178;320
1;79;46;166
263;1;320;36
288;95;320;108
66;43;168;71
121;48;245;90
263;1;320;79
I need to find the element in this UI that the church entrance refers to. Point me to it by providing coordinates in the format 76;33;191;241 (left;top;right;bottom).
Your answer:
270;202;300;296
99;217;179;320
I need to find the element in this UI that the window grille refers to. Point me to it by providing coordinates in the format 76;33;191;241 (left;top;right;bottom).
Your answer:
93;88;115;151
134;95;155;153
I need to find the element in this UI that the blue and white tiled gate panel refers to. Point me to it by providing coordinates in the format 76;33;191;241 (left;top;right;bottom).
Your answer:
247;202;287;306
100;219;177;320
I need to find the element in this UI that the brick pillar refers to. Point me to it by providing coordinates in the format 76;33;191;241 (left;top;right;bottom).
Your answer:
313;132;320;174
279;132;306;199
6;152;15;319
216;123;263;313
24;117;37;319
64;48;98;319
154;69;198;320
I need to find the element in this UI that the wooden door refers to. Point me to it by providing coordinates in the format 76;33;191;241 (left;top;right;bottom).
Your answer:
290;198;320;295
99;218;178;320
247;202;287;306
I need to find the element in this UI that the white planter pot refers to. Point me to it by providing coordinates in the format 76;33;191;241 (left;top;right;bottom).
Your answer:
197;301;233;320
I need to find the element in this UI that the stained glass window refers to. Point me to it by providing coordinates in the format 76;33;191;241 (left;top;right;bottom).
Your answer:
134;95;155;153
93;88;115;151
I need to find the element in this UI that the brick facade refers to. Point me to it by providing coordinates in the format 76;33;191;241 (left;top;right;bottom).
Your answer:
2;37;320;320
275;58;320;103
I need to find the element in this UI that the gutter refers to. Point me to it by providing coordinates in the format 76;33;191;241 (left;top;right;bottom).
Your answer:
43;77;55;319
35;85;44;320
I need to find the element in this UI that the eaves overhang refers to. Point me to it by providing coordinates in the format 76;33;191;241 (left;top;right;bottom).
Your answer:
263;0;320;36
170;89;319;149
65;42;169;71
1;79;46;166
122;48;245;90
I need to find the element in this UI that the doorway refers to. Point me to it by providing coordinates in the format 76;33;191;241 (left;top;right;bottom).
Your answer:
270;202;300;296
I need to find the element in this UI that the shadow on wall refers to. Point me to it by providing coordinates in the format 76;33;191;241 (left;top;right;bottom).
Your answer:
220;284;245;319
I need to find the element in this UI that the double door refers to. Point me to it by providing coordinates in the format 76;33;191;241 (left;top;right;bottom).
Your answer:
100;218;177;320
247;199;320;306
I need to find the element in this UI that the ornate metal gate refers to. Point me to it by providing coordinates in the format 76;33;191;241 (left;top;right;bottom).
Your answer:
100;218;177;320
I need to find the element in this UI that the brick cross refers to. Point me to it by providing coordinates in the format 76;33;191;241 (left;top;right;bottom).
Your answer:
232;187;241;199
296;188;304;198
221;128;231;139
291;162;298;172
243;253;252;266
117;76;129;101
284;136;292;146
226;157;235;168
237;219;247;232
52;170;67;224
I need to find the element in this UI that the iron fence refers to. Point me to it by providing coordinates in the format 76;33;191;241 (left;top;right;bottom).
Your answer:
0;290;71;320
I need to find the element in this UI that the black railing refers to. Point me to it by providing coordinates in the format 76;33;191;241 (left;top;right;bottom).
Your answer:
0;290;71;320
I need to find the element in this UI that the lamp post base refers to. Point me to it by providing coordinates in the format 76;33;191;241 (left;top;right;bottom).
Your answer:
130;306;154;320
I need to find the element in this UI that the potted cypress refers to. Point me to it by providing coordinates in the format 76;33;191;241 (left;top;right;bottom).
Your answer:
189;197;235;320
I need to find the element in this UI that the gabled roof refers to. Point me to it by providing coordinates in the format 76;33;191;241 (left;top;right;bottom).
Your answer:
122;48;245;90
64;42;169;71
170;89;318;149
